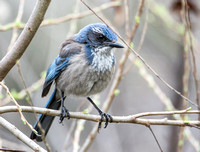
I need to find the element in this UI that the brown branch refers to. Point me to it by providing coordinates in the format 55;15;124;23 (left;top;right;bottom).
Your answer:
0;1;121;31
7;0;25;51
178;0;190;151
133;108;197;118
147;126;164;152
0;0;51;81
0;106;200;127
0;116;46;152
185;0;200;112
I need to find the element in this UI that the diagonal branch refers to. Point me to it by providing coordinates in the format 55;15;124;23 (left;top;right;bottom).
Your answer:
147;125;164;152
0;116;46;152
0;0;51;81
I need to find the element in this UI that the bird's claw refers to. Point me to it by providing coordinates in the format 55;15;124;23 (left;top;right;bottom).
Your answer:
59;106;70;123
98;112;113;132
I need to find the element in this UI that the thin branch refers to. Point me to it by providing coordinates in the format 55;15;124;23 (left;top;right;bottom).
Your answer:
0;77;44;106
0;1;121;31
185;0;200;112
62;99;88;151
0;0;51;81
178;0;190;151
7;0;25;51
147;126;164;152
134;108;195;118
123;0;149;75
184;128;200;151
0;82;34;132
124;0;130;39
0;116;46;152
72;101;93;152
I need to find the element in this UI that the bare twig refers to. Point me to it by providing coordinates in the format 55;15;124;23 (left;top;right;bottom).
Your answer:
147;125;164;152
134;108;194;118
6;0;34;106
72;101;93;152
0;116;46;152
185;0;200;112
0;1;121;31
184;128;200;151
178;1;190;151
0;77;44;106
124;0;130;39
62;99;88;151
0;82;34;131
0;0;51;81
123;0;149;75
7;0;25;51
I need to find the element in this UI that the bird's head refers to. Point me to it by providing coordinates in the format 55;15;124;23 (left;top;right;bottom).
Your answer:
74;23;124;50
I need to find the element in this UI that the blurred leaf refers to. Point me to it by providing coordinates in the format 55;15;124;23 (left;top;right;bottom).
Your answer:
78;121;84;131
15;20;22;28
21;117;26;125
11;89;20;100
177;24;185;36
184;115;190;121
130;42;134;49
135;16;140;23
178;140;184;146
83;109;89;114
40;71;46;79
0;94;4;99
135;58;142;67
33;83;41;91
114;89;120;95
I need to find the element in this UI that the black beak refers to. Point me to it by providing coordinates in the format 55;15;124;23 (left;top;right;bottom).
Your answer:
105;41;124;48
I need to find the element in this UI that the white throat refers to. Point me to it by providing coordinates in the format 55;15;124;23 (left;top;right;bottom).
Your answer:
90;46;114;73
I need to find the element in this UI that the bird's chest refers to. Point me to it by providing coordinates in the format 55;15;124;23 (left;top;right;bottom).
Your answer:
87;68;114;95
56;54;114;96
89;48;115;73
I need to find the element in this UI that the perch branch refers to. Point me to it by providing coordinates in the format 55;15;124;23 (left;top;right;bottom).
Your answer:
0;106;200;127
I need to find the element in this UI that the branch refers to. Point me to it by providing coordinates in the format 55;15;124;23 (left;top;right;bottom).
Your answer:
0;116;46;152
0;1;121;31
1;106;200;127
0;0;51;81
147;126;163;152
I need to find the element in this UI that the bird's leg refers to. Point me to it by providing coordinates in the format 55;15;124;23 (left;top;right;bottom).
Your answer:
59;91;70;123
87;97;113;131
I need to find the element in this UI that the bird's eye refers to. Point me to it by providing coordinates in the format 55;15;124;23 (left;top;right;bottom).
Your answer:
97;34;106;41
99;35;104;39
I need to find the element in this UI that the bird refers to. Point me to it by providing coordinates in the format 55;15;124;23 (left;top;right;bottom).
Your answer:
30;23;124;142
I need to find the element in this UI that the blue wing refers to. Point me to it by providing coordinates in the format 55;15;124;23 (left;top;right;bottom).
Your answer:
41;56;70;97
41;39;83;97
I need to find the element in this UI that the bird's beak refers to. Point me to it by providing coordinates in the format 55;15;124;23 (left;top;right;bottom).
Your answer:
105;41;124;48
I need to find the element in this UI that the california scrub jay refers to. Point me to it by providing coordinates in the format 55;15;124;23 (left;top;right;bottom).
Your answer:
30;23;124;142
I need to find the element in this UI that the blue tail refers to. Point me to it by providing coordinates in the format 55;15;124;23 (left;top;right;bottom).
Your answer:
30;89;61;142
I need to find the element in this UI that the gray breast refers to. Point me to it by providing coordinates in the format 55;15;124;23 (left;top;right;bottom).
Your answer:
56;53;114;97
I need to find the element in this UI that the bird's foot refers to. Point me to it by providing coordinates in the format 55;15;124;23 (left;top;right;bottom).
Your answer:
98;111;113;132
59;106;70;123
